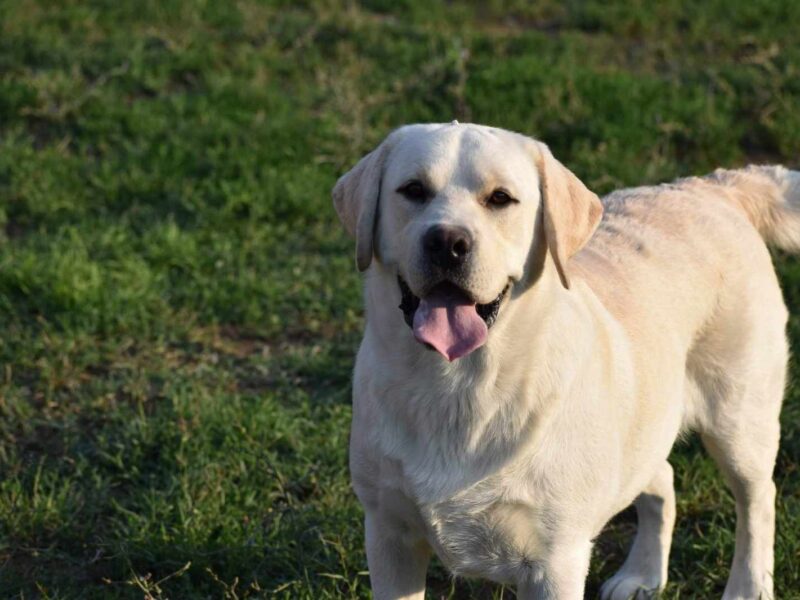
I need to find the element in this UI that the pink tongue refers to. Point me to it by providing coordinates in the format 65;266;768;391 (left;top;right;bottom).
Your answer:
412;287;488;361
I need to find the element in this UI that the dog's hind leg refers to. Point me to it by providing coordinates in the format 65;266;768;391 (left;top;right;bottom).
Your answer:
694;332;785;599
599;461;675;600
701;411;780;600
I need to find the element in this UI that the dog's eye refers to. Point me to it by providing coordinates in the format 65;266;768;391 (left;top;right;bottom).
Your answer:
398;181;428;203
488;189;514;207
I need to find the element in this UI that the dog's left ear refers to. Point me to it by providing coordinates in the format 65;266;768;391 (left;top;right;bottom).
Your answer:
332;138;394;272
533;141;603;289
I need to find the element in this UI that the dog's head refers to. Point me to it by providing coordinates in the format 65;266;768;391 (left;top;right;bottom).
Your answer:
333;123;602;361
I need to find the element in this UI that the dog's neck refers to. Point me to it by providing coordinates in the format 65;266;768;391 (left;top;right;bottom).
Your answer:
359;261;600;501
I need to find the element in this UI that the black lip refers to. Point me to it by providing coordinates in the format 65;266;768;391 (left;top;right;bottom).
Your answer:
398;277;420;327
398;276;509;329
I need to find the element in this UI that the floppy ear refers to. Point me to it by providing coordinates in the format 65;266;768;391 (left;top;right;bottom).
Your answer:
332;141;391;272
534;142;603;289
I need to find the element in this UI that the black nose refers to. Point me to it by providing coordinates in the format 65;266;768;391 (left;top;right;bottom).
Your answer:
423;225;472;270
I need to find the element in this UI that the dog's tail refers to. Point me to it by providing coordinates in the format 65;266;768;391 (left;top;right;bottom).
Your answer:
705;165;800;252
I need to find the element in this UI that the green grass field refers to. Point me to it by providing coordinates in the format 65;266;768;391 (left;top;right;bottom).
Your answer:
1;1;799;597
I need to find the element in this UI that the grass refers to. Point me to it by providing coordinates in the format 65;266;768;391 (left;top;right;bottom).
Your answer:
0;0;799;597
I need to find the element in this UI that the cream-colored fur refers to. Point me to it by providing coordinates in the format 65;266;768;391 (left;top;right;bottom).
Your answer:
333;123;795;599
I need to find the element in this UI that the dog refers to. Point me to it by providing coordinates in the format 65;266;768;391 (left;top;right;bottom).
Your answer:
332;122;797;599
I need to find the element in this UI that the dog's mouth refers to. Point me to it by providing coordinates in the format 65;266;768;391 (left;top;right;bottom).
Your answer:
398;277;510;361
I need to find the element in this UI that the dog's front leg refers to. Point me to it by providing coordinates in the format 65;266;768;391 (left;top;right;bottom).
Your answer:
365;511;431;600
517;541;592;600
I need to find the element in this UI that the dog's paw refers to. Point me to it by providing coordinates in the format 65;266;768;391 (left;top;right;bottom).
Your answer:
599;572;662;600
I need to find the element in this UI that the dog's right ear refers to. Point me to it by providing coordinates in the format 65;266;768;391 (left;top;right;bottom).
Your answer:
332;139;393;272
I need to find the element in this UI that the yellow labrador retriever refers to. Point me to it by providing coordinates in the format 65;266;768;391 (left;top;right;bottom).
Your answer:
333;122;796;599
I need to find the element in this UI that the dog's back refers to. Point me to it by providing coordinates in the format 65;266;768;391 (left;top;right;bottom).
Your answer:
575;166;798;342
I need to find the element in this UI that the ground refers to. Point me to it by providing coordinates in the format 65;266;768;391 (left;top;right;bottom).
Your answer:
0;1;799;598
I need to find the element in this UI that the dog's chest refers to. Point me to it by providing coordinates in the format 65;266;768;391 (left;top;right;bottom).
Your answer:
419;477;548;584
360;349;560;582
371;406;552;584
